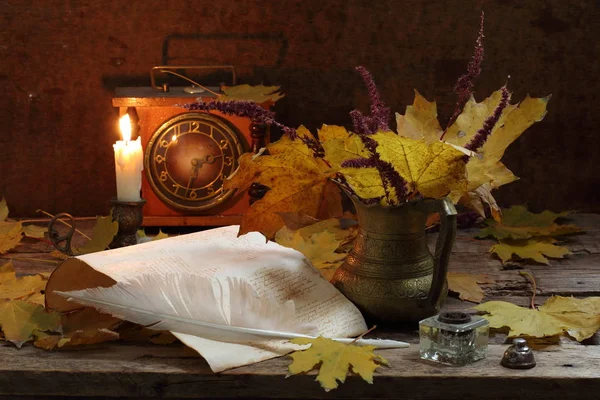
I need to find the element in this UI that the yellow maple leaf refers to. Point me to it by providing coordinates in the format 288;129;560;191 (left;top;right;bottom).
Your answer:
0;300;62;347
225;127;341;238
321;136;384;201
0;261;47;304
137;229;169;243
0;221;22;254
322;128;466;204
474;296;600;342
395;90;442;144
288;336;388;391
0;198;24;254
447;272;495;303
373;131;467;199
491;238;570;264
444;90;550;219
274;219;352;280
76;216;119;254
219;84;284;104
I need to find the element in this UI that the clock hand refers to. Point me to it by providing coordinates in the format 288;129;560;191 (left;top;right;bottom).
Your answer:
185;154;224;196
186;158;201;195
202;154;223;165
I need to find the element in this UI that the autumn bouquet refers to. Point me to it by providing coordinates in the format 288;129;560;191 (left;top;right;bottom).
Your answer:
184;16;549;239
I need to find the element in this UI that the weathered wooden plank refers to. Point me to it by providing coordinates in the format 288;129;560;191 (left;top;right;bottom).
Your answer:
0;343;598;399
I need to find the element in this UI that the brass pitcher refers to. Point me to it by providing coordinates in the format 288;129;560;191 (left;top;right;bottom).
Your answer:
331;197;457;323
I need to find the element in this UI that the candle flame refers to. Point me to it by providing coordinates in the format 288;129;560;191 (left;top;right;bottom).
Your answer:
119;114;132;142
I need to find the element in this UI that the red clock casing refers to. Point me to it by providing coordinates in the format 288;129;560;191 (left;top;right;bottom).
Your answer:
112;87;268;227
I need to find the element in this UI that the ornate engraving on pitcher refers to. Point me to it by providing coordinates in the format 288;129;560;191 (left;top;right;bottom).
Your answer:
331;197;457;323
334;269;430;300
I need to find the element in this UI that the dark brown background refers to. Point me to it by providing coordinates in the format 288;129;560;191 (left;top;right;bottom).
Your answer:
1;0;598;217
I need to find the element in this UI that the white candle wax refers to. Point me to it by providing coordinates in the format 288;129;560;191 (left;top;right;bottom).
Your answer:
113;115;143;202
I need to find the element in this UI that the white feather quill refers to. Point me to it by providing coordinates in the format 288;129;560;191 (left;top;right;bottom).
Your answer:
56;273;408;348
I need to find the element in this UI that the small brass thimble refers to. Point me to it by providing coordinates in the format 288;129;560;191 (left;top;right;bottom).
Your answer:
501;338;536;369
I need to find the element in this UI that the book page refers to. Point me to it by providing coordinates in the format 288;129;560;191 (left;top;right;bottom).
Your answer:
63;225;367;372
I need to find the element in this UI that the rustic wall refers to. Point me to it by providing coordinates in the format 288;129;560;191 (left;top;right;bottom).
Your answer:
1;0;598;217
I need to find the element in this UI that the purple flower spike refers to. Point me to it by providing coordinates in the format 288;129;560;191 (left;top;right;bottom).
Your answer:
441;11;485;139
182;99;326;157
465;86;510;153
184;100;277;123
341;157;378;168
350;66;390;135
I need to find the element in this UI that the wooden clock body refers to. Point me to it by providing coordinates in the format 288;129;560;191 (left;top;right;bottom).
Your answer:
112;87;267;227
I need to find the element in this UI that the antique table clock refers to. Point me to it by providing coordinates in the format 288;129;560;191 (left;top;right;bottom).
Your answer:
112;66;270;226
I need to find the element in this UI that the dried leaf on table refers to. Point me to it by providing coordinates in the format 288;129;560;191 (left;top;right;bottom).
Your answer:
288;336;389;391
33;305;121;350
475;296;600;342
447;272;495;303
0;198;24;254
276;212;320;231
219;84;284;104
476;206;581;240
21;225;47;239
49;249;70;260
444;92;550;220
0;221;22;254
225;127;340;238
0;261;47;304
33;328;119;350
118;325;178;344
274;218;357;280
491;238;570;264
0;198;8;222
137;229;169;243
275;228;346;281
0;300;62;347
76;216;119;255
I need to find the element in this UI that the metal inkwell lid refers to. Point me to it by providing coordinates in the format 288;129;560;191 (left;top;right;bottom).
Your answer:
435;311;489;333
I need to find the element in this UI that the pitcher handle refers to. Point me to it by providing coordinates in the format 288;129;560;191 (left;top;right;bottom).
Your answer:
425;197;457;307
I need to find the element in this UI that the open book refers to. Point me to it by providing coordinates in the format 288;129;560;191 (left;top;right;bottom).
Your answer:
45;225;369;372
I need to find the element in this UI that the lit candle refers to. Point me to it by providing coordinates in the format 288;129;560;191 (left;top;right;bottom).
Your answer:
113;114;143;201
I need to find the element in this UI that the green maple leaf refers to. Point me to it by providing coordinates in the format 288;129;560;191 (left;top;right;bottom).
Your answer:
477;205;581;240
0;300;62;347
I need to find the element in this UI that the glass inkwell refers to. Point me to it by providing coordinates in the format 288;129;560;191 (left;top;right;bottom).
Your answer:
419;311;489;366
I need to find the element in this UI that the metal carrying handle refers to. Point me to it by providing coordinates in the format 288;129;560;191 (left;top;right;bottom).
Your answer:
48;213;76;256
421;198;457;307
150;65;237;92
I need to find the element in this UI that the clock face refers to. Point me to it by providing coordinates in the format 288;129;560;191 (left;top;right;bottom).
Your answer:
145;113;244;211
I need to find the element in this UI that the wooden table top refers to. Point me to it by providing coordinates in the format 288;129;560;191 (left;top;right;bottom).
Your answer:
2;214;599;399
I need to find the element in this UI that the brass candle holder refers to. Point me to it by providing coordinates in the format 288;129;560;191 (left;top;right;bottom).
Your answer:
109;198;146;248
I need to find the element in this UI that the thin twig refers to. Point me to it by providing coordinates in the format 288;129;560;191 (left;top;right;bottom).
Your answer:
350;325;377;345
519;271;537;309
12;290;38;301
0;256;60;265
36;210;91;241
